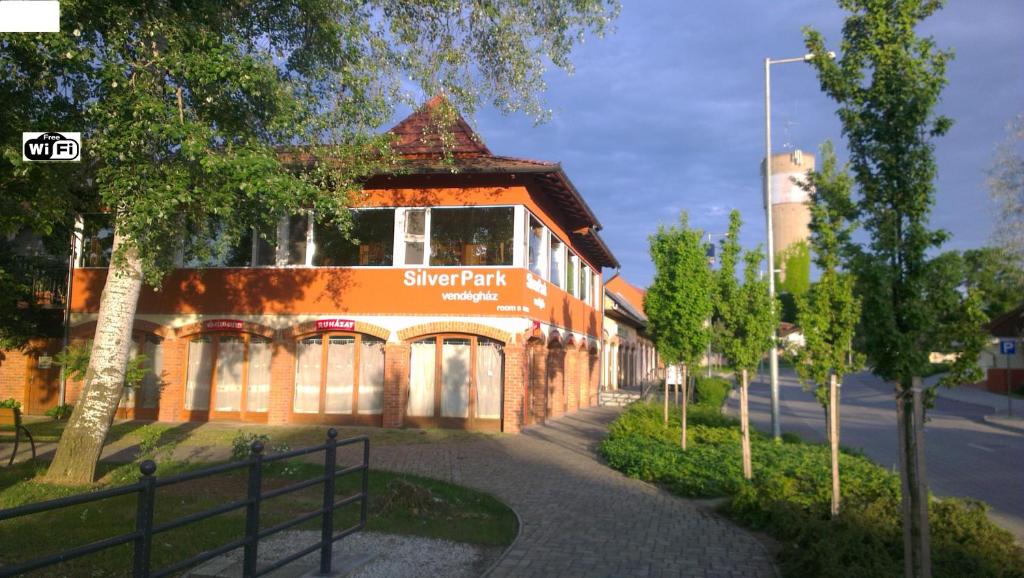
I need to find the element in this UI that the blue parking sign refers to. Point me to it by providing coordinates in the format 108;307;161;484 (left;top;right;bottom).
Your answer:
1000;339;1016;355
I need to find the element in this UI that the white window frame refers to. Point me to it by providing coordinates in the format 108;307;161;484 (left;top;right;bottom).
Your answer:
525;210;549;280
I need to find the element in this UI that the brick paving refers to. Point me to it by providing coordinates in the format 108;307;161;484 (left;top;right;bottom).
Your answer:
341;406;778;578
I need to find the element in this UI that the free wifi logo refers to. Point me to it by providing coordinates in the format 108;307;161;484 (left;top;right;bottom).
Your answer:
22;132;81;161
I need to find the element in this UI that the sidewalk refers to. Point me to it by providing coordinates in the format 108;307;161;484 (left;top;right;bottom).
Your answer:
928;377;1024;432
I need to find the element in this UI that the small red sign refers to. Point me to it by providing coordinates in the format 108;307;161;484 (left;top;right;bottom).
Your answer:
316;318;356;332
203;319;245;331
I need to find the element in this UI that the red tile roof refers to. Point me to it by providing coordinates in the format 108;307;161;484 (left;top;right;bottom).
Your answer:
605;274;647;316
387;95;492;158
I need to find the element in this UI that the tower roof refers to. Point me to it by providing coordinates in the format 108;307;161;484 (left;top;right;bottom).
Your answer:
386;95;492;158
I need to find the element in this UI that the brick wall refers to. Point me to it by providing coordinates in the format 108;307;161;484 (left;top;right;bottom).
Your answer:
528;341;547;425
266;339;295;425
547;346;565;417
588;351;599;406
383;343;410;428
566;348;579;412
157;339;187;421
502;344;525;433
0;349;28;404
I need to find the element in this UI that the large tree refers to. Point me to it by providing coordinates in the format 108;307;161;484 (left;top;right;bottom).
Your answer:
644;212;714;448
793;141;860;517
1;0;619;484
716;210;777;480
989;114;1024;268
805;2;984;575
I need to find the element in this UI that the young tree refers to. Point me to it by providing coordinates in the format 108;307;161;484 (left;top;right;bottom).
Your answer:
716;210;777;480
793;141;861;517
644;212;714;448
806;2;984;574
1;0;619;484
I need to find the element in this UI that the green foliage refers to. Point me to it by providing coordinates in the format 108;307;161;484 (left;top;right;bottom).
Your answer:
778;241;811;296
44;404;74;421
55;340;149;390
230;431;272;461
601;401;1024;578
988;114;1024;269
716;210;778;374
693;376;731;409
0;398;21;411
794;142;861;403
645;212;714;368
937;247;1024;322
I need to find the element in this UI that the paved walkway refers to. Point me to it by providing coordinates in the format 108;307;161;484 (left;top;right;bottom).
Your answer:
338;406;777;578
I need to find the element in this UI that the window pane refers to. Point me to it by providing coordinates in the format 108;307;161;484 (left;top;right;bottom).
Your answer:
214;336;244;411
185;337;214;411
247;337;272;412
404;209;426;265
408;338;436;417
359;338;385;414
287;214;308;265
122;341;140;409
580;265;590;303
254;229;276;266
294;337;322;413
476;340;503;419
139;335;163;409
566;254;576;295
549;237;564;287
314;209;395;266
441;338;471;418
429;207;514;266
81;215;114;267
325;336;355;413
528;217;544;277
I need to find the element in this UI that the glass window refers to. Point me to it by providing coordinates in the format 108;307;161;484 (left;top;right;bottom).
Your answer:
404;209;426;265
294;336;323;413
430;207;514;266
247;337;272;412
214;336;245;411
476;340;503;419
138;335;163;409
580;264;590;304
359;338;385;414
286;214;309;265
549;237;564;288
408;338;436;416
528;216;545;277
441;338;471;418
253;225;277;267
566;253;577;296
314;209;395;266
185;337;214;411
183;222;252;268
80;215;114;267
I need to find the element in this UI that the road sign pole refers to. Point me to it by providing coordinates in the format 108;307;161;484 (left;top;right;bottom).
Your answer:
1007;353;1013;418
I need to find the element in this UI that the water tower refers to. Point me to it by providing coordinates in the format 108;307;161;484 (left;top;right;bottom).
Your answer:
764;149;814;284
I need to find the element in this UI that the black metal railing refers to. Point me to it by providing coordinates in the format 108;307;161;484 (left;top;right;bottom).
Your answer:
0;429;369;577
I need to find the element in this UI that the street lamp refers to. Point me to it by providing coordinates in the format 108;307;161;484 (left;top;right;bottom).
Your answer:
705;232;726;378
764;51;834;440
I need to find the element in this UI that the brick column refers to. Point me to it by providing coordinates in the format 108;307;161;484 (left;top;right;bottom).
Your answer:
589;351;600;406
157;339;187;422
547;346;565;418
501;343;525;433
267;338;294;425
529;341;547;425
383;342;409;428
565;348;578;413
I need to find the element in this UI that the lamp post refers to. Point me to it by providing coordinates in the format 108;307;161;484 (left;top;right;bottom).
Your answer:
705;232;726;378
764;51;834;440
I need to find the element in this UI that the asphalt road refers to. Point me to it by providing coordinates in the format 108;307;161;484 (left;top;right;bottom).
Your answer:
725;368;1024;543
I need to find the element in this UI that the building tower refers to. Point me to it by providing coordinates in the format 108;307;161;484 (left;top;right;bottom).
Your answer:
764;149;814;285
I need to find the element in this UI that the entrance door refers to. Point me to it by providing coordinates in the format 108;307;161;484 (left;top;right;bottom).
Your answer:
405;335;503;431
25;339;62;415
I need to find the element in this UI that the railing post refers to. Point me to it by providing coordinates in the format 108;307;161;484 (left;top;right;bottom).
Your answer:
243;440;264;577
133;460;157;578
360;438;369;528
319;428;338;576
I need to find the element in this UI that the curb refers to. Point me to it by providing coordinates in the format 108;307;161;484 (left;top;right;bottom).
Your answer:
982;414;1024;433
479;501;524;578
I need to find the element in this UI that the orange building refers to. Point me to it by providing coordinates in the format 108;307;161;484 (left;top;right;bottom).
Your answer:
59;98;618;432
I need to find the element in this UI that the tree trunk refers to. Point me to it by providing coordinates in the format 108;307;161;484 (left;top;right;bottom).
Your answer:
663;370;669;426
673;366;679;406
740;369;752;480
896;379;932;578
47;231;143;484
829;373;840;518
680;364;688;450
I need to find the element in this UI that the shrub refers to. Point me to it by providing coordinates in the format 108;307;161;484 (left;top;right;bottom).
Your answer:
0;398;22;411
45;404;73;420
693;376;731;409
230;431;271;461
601;400;1024;577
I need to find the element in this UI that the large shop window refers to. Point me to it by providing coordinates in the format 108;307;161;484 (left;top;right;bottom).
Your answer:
293;333;385;419
119;334;164;415
407;335;503;429
430;207;514;266
314;209;395;266
549;237;565;288
184;334;272;419
80;215;114;267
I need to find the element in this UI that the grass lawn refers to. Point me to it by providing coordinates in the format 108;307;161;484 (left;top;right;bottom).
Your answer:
0;417;494;447
0;457;516;577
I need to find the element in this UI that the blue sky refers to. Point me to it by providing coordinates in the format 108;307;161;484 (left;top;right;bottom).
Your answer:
462;1;1023;286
